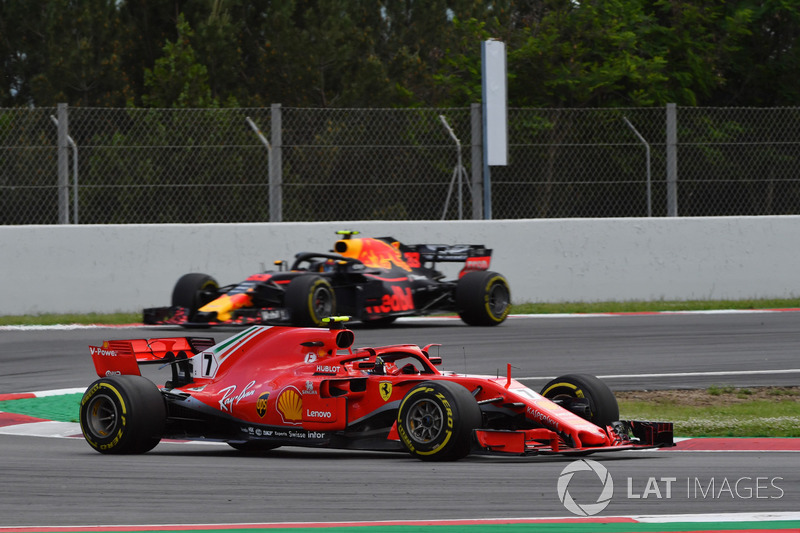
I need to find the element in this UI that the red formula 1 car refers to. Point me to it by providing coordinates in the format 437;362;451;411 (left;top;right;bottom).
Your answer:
80;318;673;461
143;231;511;328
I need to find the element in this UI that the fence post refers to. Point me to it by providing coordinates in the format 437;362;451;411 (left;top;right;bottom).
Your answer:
666;103;678;217
623;116;652;217
57;103;69;224
270;103;282;222
470;103;483;220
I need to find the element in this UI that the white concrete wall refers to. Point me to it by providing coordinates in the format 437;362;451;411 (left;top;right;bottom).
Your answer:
1;217;796;315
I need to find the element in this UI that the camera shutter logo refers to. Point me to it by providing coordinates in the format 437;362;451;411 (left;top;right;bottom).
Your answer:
557;459;614;516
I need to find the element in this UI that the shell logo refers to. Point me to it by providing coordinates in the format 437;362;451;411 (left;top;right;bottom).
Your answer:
276;386;302;424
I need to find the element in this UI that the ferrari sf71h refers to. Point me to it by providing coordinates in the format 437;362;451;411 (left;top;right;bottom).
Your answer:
143;231;511;328
80;318;673;461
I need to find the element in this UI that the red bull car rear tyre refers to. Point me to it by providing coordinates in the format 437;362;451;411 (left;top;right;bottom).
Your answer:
455;271;511;326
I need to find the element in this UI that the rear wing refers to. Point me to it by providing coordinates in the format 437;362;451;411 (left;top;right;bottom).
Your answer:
332;234;492;275
401;243;493;276
89;337;215;378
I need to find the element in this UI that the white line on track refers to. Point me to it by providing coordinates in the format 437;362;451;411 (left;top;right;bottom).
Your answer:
2;307;799;331
516;368;800;382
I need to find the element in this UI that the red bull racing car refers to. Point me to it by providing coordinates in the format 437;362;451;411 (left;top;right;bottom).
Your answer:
143;231;510;328
80;317;673;461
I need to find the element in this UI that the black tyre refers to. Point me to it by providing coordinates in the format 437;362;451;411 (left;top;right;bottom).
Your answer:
171;273;219;309
284;275;336;327
397;380;481;462
540;374;619;427
456;271;511;326
79;375;166;454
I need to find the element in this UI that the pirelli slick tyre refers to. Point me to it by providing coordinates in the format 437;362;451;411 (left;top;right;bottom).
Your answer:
79;375;166;454
456;271;511;326
397;380;481;462
285;275;336;327
540;374;619;427
171;273;220;309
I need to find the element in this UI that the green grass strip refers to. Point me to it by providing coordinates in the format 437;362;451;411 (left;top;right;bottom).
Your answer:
619;399;800;438
235;523;800;533
0;393;82;423
2;298;800;326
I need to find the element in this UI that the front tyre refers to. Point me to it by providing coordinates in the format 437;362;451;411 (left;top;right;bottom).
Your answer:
540;374;619;427
171;273;220;310
456;271;511;326
285;275;336;327
79;375;166;454
397;381;481;462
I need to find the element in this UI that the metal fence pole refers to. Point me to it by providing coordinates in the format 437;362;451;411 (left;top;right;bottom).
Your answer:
51;114;79;224
270;103;282;222
623;116;652;217
438;114;470;220
666;103;678;217
57;103;69;224
470;103;483;220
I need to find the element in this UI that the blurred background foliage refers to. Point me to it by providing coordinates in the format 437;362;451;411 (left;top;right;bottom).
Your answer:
2;0;799;109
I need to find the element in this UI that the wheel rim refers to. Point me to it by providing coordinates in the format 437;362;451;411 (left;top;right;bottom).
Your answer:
312;286;334;317
85;394;119;438
405;398;444;444
487;282;510;316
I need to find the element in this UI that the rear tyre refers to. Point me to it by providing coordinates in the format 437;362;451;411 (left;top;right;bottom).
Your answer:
540;374;619;427
397;380;481;462
285;275;336;327
79;375;166;454
171;273;219;309
456;271;511;326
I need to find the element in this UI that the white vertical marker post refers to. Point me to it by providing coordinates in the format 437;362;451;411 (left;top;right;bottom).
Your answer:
481;40;508;220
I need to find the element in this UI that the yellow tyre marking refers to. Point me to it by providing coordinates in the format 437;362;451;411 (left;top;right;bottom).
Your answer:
542;381;585;399
483;276;509;323
80;382;128;450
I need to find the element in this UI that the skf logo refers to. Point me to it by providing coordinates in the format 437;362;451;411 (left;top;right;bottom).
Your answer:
379;381;393;401
276;387;302;424
256;392;270;418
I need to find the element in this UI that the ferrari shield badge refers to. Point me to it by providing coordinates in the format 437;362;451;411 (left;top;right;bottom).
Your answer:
379;381;393;401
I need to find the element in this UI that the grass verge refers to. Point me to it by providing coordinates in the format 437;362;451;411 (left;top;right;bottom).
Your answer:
2;298;800;326
617;386;800;438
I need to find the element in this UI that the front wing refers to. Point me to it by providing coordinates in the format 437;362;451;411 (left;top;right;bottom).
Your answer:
473;420;674;456
143;305;292;326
